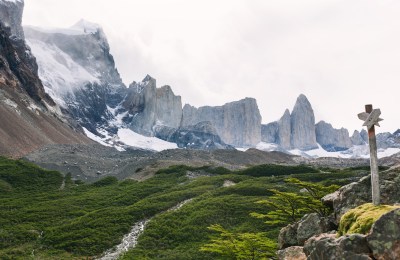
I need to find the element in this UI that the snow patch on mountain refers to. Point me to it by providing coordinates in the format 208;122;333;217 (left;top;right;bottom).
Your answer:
26;38;98;106
256;142;400;159
117;128;178;152
83;126;177;152
82;127;112;147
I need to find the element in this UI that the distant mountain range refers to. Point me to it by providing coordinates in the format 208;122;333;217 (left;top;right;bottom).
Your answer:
0;0;399;158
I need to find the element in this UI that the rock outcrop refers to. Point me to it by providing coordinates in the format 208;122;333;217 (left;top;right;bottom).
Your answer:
302;208;400;260
261;122;278;143
376;130;400;149
181;98;261;147
277;246;306;260
367;208;400;259
290;94;318;150
123;75;182;136
278;213;334;250
0;0;24;39
303;233;372;260
322;169;400;224
315;121;352;151
0;5;91;157
262;94;319;151
278;168;400;260
25;21;126;134
278;109;292;150
156;85;182;128
351;130;367;146
360;129;368;143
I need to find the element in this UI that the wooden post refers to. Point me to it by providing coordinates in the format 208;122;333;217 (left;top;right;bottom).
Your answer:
365;104;380;205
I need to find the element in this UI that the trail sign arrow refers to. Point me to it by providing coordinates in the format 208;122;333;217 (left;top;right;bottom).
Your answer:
358;108;383;130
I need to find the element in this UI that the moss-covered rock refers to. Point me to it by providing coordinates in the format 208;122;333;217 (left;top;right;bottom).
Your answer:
366;208;400;260
338;203;400;236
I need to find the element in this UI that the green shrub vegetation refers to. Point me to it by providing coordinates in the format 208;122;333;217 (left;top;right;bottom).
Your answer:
0;157;369;259
338;203;400;236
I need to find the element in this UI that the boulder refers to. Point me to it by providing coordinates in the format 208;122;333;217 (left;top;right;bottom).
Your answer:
366;208;400;260
278;223;299;249
277;246;306;260
278;213;334;249
290;94;318;150
304;233;372;260
322;170;400;224
296;213;334;245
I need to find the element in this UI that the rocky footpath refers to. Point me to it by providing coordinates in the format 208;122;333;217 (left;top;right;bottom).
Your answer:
278;167;400;260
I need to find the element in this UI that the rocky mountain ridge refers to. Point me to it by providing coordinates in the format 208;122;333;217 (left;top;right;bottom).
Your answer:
0;0;91;157
261;94;400;157
2;0;398;156
24;21;262;149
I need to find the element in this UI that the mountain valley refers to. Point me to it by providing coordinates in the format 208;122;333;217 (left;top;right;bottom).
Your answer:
1;1;400;259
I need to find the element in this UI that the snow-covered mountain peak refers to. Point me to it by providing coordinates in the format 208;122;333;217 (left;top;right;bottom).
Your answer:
71;19;102;34
24;19;103;37
0;0;23;4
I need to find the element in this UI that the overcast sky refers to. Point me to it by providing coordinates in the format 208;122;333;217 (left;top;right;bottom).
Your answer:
23;0;399;133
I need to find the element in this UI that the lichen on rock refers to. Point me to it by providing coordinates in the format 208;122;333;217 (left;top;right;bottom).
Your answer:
338;203;400;236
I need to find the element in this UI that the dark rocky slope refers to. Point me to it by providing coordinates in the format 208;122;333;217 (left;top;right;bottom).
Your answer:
0;0;91;158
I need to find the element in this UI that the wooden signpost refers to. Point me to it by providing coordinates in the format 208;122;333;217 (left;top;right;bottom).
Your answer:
357;104;383;205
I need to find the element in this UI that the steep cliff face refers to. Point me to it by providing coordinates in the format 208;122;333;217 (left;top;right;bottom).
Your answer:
0;11;90;157
278;109;291;150
122;76;157;136
350;130;366;146
154;121;234;150
156;85;182;128
261;109;291;150
24;20;127;134
315;121;352;151
122;75;182;136
261;122;278;143
181;98;262;147
290;94;318;150
0;0;24;39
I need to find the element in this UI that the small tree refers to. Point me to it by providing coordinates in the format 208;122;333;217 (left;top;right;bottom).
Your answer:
250;178;339;226
200;224;276;260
